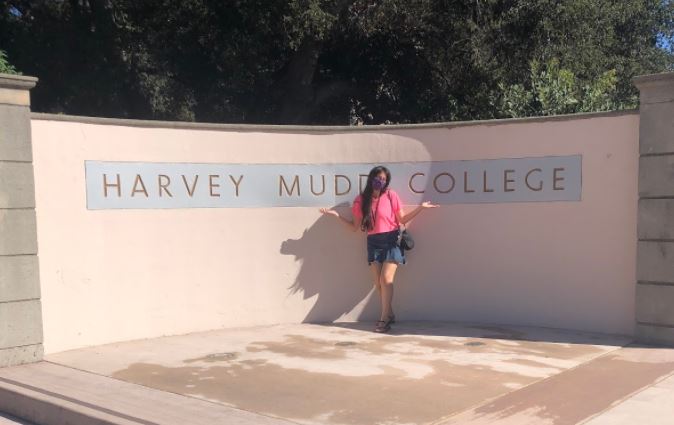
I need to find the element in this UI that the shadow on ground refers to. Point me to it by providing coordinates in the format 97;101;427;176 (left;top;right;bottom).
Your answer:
322;320;633;347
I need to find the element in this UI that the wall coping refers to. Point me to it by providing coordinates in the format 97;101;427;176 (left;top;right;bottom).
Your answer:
0;73;38;90
31;109;638;133
633;72;674;88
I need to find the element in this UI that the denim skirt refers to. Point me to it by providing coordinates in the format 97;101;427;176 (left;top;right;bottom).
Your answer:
366;229;406;265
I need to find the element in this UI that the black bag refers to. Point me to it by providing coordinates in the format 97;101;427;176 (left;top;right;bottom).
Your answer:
387;192;414;251
399;227;414;251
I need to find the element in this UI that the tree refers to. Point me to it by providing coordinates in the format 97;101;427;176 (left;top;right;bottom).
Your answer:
0;49;19;74
497;59;632;117
1;0;672;124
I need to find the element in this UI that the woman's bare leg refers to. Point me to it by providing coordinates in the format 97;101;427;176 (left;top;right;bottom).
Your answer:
379;262;398;321
370;262;383;294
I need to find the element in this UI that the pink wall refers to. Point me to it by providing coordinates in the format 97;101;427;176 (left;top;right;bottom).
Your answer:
31;112;639;354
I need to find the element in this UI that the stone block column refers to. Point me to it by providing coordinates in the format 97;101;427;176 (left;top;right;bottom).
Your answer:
0;73;43;366
634;72;674;346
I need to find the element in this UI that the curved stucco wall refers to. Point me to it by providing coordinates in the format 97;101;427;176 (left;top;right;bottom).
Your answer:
31;112;639;354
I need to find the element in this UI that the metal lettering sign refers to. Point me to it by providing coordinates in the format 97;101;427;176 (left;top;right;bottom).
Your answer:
85;155;582;209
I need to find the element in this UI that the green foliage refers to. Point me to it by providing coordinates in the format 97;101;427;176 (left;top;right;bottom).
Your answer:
0;50;19;74
498;59;635;118
284;0;340;49
0;0;671;123
532;59;580;116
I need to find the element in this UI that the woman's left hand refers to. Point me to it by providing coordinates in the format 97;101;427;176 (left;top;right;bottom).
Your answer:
421;201;439;208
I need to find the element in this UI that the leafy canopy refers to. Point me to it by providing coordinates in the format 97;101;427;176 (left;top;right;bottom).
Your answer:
1;0;672;124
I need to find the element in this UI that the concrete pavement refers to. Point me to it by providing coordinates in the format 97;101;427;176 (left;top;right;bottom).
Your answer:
1;322;674;424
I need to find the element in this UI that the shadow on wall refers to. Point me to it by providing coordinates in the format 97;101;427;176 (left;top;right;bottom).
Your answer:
281;210;379;323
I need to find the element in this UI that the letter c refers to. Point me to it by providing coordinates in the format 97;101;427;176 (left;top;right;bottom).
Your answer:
409;173;425;194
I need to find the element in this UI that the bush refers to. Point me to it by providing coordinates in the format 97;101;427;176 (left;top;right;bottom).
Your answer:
0;50;20;75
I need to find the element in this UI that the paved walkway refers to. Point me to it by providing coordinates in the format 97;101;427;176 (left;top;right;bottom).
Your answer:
2;322;674;425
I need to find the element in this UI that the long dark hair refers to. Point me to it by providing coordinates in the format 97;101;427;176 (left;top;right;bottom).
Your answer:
360;166;391;231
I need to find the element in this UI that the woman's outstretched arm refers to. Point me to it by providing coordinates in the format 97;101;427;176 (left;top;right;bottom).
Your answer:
396;201;438;225
320;208;359;232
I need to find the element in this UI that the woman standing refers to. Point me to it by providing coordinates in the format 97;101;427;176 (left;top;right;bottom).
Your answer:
320;166;437;333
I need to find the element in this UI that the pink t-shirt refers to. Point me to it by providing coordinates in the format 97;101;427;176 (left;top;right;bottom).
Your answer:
352;189;403;235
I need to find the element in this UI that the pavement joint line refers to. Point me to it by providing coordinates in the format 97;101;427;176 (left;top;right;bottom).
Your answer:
0;374;160;425
641;152;674;157
640;99;674;105
637;281;674;287
428;341;631;425
636;321;674;329
0;343;41;350
41;360;303;425
0;298;40;305
638;239;674;243
577;367;674;424
0;103;30;108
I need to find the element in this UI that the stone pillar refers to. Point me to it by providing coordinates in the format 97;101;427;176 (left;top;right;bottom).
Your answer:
634;72;674;346
0;73;43;366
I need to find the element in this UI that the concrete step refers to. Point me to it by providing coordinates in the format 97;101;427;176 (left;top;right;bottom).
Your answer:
0;413;35;425
0;362;294;425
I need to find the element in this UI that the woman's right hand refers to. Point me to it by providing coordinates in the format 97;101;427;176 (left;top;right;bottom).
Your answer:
319;208;339;218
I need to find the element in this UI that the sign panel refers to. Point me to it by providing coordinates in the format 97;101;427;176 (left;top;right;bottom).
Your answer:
85;156;582;209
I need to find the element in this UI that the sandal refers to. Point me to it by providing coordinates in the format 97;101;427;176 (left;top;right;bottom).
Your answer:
374;320;391;333
388;314;396;324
